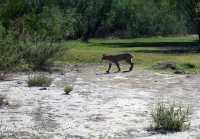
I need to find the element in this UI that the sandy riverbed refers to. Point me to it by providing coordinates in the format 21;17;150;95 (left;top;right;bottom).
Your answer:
1;64;200;139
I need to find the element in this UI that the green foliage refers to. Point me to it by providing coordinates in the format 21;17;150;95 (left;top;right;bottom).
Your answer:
107;0;188;37
21;44;65;71
0;39;65;72
0;42;65;74
23;6;68;42
151;102;191;132
64;85;73;94
0;20;18;72
0;1;69;73
152;61;199;74
76;0;113;41
0;136;3;139
0;45;21;71
0;95;8;106
0;0;193;40
0;24;22;79
177;0;200;39
27;75;52;87
173;63;199;74
0;23;6;39
180;63;197;69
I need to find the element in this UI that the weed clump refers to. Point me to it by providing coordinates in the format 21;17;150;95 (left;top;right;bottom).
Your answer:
181;63;196;69
153;61;199;74
64;85;73;94
0;95;8;106
27;75;52;87
151;102;191;133
175;63;198;74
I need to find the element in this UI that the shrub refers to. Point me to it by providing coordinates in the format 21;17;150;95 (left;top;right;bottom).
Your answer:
64;85;73;94
181;63;196;69
21;44;65;71
0;95;8;106
174;63;197;74
27;75;52;87
0;44;22;80
151;102;191;133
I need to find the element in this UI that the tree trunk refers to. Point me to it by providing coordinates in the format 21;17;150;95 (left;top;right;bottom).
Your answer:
197;22;200;42
198;32;200;41
81;23;90;42
81;20;102;42
81;31;90;42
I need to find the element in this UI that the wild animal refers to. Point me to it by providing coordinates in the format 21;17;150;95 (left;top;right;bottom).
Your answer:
102;53;134;73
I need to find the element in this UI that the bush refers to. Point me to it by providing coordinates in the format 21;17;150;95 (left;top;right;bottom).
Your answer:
27;75;52;87
0;41;65;74
0;44;22;80
151;102;191;133
64;85;73;94
21;44;65;71
174;63;198;74
0;95;8;106
180;63;196;69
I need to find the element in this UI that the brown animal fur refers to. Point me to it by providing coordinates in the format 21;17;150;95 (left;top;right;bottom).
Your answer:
102;53;134;73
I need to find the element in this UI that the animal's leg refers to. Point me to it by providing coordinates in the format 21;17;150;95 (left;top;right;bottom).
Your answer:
107;63;112;73
126;59;134;71
115;62;121;72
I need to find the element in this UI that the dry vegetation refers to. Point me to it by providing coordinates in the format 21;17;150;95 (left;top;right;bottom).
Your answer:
27;75;52;87
151;102;191;133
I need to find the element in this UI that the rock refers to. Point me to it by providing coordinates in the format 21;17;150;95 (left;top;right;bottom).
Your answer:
174;70;185;74
186;75;191;78
39;88;47;90
4;100;9;105
17;81;23;85
60;72;65;75
153;61;177;70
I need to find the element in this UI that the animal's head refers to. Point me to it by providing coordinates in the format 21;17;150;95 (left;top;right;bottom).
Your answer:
101;54;107;61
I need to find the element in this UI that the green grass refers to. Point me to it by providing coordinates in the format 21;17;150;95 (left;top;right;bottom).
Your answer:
56;35;200;73
27;75;52;87
151;102;191;133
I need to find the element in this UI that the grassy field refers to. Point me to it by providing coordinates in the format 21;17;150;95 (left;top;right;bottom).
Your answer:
57;35;200;74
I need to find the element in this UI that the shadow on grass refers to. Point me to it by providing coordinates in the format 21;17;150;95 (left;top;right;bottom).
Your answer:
132;47;200;54
90;41;200;54
94;41;199;48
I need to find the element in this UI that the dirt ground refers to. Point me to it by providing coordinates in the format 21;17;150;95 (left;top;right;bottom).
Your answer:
1;64;200;139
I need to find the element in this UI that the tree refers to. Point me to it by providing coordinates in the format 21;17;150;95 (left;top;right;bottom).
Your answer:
194;1;200;40
76;0;113;42
177;0;200;40
0;0;194;41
